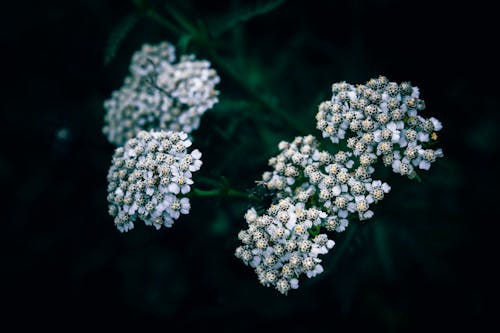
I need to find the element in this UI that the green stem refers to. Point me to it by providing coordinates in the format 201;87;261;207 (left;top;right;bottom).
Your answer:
190;187;249;199
143;8;184;36
206;50;309;135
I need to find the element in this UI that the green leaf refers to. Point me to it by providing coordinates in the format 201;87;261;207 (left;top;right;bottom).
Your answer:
165;5;199;35
307;224;321;237
208;0;287;37
374;222;394;280
104;13;139;66
177;34;192;55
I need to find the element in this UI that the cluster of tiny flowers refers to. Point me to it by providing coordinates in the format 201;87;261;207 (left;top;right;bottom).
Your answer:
236;77;444;294
261;135;390;227
106;130;202;232
316;76;443;178
235;198;335;294
103;42;220;146
235;136;390;294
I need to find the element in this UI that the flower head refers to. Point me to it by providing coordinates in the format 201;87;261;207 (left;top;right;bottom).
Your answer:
317;76;444;177
107;130;202;232
235;199;334;294
103;42;220;146
259;135;389;229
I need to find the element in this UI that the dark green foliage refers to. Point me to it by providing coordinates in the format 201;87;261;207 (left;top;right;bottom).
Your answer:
104;13;139;65
207;0;286;37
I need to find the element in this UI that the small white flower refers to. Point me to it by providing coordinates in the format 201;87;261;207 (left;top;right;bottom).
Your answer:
430;117;443;131
419;160;431;170
336;218;349;232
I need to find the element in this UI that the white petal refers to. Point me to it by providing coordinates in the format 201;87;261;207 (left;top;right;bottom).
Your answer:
336;219;348;232
191;149;202;159
418;132;429;142
411;87;420;98
332;185;341;196
431;117;443;131
363;210;374;219
181;185;191;194
366;195;374;204
419;160;431;170
392;131;401;143
168;183;180;194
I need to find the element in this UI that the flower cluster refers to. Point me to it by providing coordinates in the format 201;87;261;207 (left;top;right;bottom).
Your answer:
106;130;202;232
235;198;335;294
235;135;390;293
236;76;443;294
103;42;220;146
316;76;443;178
261;135;390;228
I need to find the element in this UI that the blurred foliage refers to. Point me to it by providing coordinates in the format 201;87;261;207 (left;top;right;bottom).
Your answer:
2;0;497;330
104;13;139;65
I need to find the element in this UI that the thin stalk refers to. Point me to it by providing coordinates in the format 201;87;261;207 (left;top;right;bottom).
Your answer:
207;50;309;135
190;187;249;199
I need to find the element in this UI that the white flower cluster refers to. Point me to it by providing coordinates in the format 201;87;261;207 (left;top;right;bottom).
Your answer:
235;135;391;293
106;130;202;232
236;76;443;294
316;76;443;178
103;42;220;146
262;135;390;227
235;198;335;295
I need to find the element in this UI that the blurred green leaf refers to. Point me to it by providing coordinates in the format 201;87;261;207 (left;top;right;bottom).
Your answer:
208;0;287;37
177;34;192;54
212;99;253;113
165;4;199;35
104;13;139;66
211;211;230;235
374;222;394;280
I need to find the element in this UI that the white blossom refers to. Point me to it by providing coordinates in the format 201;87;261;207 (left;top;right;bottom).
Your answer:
107;130;202;232
103;42;220;146
235;199;334;295
317;76;444;178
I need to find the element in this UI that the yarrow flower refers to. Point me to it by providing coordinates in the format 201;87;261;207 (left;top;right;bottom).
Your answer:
106;130;202;232
235;135;390;294
103;42;220;146
260;135;390;228
235;198;335;295
236;77;443;294
316;76;443;178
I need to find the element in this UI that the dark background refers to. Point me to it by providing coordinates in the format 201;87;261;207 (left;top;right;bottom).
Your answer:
2;0;497;330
